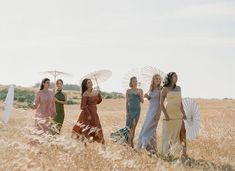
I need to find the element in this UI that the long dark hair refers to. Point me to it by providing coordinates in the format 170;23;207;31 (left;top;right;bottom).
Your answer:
81;78;91;95
163;72;176;88
129;76;137;88
40;78;50;90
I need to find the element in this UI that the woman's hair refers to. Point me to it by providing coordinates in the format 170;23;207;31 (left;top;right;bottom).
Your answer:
163;72;176;88
56;79;63;85
129;76;137;88
149;74;162;92
40;78;50;90
81;78;91;95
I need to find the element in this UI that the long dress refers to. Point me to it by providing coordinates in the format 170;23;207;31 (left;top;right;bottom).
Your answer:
110;89;141;144
49;90;65;134
72;90;104;144
137;89;161;153
34;90;55;134
160;91;183;156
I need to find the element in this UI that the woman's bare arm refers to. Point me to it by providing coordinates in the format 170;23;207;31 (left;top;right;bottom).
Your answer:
181;102;187;120
156;91;162;121
55;93;68;104
160;87;169;120
139;89;144;103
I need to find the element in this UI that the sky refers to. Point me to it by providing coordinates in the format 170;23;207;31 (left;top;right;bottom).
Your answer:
0;0;234;98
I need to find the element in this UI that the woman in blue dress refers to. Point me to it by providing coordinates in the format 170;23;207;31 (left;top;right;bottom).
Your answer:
137;74;162;154
111;76;144;148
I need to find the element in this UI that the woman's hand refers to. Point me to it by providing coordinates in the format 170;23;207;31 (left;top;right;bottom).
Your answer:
87;115;92;120
54;97;67;104
54;97;58;102
144;93;151;100
51;113;56;120
165;114;170;121
156;113;161;121
137;89;144;103
137;89;142;97
126;112;130;119
31;103;36;109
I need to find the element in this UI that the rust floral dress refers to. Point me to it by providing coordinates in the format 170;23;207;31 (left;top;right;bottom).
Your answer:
72;89;104;144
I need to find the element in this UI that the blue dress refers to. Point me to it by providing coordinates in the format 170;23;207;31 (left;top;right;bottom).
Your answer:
110;89;141;143
137;89;161;153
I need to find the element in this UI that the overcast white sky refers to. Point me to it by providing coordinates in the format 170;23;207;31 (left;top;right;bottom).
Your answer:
0;0;234;98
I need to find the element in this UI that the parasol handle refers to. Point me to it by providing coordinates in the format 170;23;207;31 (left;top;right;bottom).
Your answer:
94;76;100;91
53;73;56;93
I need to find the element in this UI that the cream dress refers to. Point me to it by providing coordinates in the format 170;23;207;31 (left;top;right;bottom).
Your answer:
160;91;183;156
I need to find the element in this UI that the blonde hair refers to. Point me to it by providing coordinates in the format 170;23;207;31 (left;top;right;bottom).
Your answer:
149;74;161;92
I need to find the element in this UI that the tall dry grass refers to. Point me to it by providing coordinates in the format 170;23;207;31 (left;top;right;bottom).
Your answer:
0;98;234;171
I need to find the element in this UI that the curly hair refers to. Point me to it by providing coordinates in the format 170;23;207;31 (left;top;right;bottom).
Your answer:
163;72;176;88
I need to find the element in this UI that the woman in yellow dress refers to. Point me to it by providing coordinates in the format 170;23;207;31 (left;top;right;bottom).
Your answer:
160;72;187;158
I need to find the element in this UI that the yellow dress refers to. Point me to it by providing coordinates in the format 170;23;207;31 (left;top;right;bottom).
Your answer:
160;91;183;156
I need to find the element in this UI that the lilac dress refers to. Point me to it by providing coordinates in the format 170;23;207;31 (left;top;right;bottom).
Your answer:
137;89;161;153
34;90;55;134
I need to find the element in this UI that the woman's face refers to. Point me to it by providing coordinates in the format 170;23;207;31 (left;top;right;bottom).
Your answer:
87;80;93;89
171;73;178;84
43;80;50;89
132;78;138;87
56;81;63;90
153;75;162;86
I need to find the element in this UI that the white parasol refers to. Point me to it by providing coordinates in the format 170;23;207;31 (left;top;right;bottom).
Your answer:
182;98;201;140
3;85;15;123
79;69;112;90
141;66;165;86
122;68;145;93
40;70;72;89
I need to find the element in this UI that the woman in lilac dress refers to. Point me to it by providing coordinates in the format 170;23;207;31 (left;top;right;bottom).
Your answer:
137;74;162;154
32;78;55;134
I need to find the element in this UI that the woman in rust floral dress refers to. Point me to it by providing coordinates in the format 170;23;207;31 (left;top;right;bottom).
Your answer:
72;78;105;145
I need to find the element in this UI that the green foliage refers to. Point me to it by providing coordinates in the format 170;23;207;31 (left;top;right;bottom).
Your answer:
0;89;7;100
0;88;35;108
67;99;78;105
101;92;124;99
71;96;79;100
0;87;124;109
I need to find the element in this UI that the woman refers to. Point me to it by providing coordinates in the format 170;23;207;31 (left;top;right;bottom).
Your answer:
160;72;187;158
49;79;67;135
137;74;162;154
32;78;55;134
72;79;105;146
111;76;144;148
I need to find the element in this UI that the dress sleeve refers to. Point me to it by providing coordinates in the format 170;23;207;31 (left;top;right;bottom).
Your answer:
97;93;102;104
80;95;91;115
33;92;40;108
51;92;56;115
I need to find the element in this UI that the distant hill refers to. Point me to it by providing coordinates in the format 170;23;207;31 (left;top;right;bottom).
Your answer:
0;85;124;109
101;92;124;99
33;82;81;91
